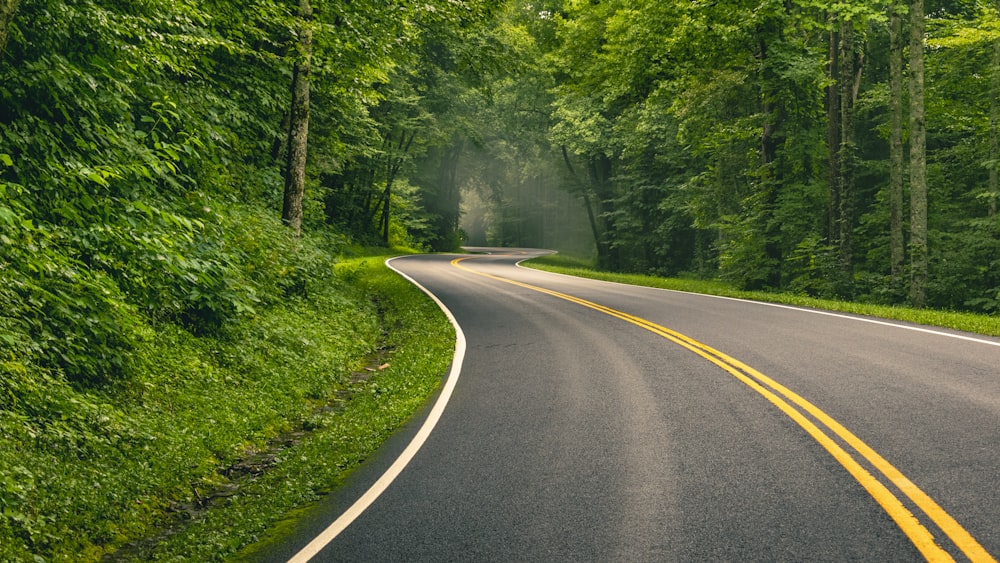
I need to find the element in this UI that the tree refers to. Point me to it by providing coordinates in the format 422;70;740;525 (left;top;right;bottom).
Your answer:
889;0;906;293
281;0;312;236
835;15;860;289
991;0;1000;221
377;128;417;243
909;0;927;307
548;0;622;269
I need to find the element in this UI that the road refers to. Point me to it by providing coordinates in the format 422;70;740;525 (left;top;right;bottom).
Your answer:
256;248;1000;562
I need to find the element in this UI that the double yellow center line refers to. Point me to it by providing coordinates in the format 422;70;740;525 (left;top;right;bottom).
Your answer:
451;256;994;562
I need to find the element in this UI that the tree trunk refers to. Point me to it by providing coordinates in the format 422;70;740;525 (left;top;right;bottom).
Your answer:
281;0;313;237
827;22;841;246
889;0;906;291
990;0;1000;222
368;135;392;224
0;0;18;54
908;0;928;307
588;154;618;270
837;18;856;289
759;34;783;289
379;130;415;243
561;145;607;265
379;161;393;244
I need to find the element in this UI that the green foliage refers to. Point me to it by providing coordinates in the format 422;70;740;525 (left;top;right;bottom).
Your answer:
465;0;1000;314
785;236;843;297
119;256;453;561
0;0;492;559
0;207;396;561
0;194;146;386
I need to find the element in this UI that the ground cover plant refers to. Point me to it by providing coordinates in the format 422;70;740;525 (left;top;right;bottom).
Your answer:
0;209;454;561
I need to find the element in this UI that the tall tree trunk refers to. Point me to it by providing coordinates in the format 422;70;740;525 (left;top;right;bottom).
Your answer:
759;34;783;289
837;18;857;289
889;0;906;294
989;1;1000;294
368;135;392;224
0;0;17;54
379;130;415;243
561;145;607;266
908;0;928;307
588;154;618;270
990;0;1000;222
379;161;394;244
827;21;841;246
281;0;313;237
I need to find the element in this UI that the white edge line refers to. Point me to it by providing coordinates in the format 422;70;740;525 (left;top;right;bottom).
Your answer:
287;256;467;563
515;258;1000;348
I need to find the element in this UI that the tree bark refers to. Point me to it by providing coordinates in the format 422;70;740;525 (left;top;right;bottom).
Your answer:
827;21;841;246
0;0;18;54
759;34;783;289
281;0;313;237
562;145;607;265
837;18;856;287
889;0;906;291
990;0;1000;222
379;130;415;243
908;0;928;307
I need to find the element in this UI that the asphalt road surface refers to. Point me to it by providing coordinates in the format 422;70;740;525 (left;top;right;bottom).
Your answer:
255;248;1000;562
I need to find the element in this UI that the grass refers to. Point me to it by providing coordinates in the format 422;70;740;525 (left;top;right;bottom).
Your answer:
0;250;455;562
134;254;455;561
524;254;1000;338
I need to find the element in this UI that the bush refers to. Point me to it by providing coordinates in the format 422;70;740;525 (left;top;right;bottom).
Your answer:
1;192;147;387
0;204;382;561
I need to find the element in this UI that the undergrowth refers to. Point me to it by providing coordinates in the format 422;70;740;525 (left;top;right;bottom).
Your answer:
0;202;454;561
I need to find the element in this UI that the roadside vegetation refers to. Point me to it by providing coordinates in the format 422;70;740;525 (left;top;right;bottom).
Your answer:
526;254;1000;338
1;1;477;560
0;232;454;562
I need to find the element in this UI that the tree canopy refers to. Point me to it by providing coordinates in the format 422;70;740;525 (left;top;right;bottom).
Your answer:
466;0;1000;312
7;0;996;314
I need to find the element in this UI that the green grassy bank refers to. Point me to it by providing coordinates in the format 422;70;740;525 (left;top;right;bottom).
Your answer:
525;254;1000;338
0;245;453;561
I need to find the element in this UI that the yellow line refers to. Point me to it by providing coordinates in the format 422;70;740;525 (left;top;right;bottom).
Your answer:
452;256;995;562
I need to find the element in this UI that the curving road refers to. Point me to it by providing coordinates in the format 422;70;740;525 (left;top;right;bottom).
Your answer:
256;248;1000;562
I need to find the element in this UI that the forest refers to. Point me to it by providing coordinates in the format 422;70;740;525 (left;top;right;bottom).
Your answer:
481;0;1000;312
2;0;1000;559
